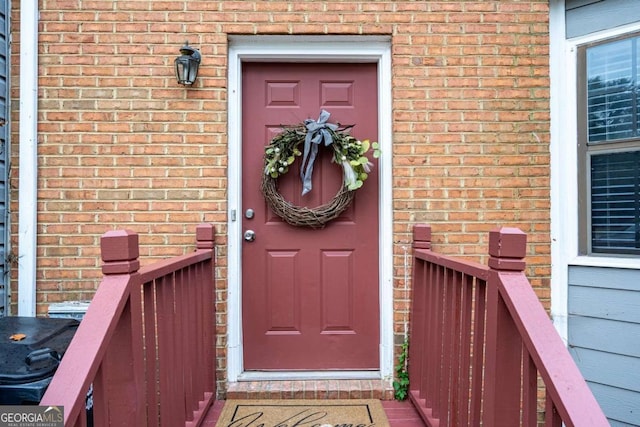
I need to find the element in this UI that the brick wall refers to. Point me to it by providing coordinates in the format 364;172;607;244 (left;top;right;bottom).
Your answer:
10;1;550;392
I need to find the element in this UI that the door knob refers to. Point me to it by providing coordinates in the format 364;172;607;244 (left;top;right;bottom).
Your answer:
244;230;256;242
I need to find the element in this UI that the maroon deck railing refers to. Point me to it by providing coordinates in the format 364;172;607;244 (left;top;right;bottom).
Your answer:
41;224;216;427
408;224;609;427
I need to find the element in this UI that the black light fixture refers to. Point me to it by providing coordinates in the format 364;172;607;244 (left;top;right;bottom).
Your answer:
175;41;201;86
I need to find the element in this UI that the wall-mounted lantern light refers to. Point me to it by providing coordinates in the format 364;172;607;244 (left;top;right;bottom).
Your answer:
174;41;201;86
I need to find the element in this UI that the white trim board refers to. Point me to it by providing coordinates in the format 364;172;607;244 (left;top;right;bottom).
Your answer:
18;0;39;316
226;35;394;382
549;0;640;344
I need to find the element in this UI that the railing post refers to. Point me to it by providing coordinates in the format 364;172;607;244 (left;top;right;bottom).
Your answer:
483;227;527;427
408;225;430;411
95;229;146;426
194;223;217;416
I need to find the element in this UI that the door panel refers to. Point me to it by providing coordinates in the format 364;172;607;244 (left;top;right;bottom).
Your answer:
241;62;379;370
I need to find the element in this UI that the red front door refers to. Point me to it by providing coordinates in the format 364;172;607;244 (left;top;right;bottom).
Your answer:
241;62;380;370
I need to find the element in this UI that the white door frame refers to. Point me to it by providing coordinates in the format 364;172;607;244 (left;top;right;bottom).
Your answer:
227;35;393;382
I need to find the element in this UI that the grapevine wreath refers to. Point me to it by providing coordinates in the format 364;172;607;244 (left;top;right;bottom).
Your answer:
261;110;380;228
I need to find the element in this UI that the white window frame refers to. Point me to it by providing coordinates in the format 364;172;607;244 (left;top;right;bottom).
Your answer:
550;1;640;343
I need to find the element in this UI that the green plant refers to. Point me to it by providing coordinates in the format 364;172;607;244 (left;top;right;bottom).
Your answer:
393;339;410;400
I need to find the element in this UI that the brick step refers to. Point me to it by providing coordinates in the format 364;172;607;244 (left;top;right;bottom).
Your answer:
225;379;395;400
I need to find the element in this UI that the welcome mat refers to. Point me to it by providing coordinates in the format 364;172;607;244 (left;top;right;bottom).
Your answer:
216;399;391;427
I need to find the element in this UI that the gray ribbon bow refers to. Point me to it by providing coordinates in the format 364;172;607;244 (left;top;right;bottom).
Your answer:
300;110;338;196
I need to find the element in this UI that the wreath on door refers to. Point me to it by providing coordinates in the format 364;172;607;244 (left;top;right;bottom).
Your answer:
261;110;380;228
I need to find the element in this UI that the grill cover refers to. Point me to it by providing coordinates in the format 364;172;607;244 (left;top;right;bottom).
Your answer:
0;317;78;394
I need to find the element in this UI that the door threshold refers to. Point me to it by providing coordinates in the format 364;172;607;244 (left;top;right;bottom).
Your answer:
227;373;394;400
237;370;382;381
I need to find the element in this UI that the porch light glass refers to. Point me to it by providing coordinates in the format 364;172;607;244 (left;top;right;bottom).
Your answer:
175;42;201;86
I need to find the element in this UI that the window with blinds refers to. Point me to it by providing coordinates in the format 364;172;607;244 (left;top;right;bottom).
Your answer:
586;37;639;143
580;33;640;255
590;151;640;255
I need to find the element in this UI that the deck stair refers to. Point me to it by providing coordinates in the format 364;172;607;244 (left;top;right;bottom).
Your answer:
38;223;608;426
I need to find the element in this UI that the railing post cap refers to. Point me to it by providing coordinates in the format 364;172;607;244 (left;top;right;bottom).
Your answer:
413;224;431;241
101;229;140;274
488;227;526;258
101;230;139;261
413;224;432;249
488;227;527;271
196;223;215;249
